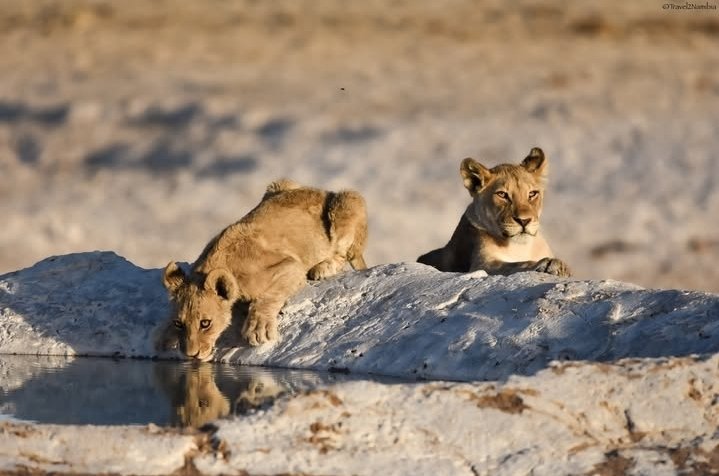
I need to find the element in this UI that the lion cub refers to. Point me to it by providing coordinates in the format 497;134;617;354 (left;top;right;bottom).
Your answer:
418;147;570;277
157;179;368;361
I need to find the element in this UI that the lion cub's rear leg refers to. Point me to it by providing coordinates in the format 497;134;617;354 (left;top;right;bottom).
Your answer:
242;258;306;346
308;191;368;281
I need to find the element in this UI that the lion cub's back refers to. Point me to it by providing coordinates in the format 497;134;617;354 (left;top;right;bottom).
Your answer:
240;186;336;263
248;186;330;229
194;186;329;269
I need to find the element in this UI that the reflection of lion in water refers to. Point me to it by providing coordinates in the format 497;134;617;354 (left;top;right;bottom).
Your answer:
155;363;287;428
176;365;229;428
418;148;570;277
156;179;368;361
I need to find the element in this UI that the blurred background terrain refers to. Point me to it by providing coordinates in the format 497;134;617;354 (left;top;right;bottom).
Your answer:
1;0;718;291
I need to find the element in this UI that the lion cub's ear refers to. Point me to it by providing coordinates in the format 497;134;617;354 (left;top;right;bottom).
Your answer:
460;158;492;195
521;147;547;176
163;261;186;293
204;268;239;302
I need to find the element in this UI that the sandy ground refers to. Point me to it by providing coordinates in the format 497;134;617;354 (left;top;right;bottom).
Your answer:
1;0;718;291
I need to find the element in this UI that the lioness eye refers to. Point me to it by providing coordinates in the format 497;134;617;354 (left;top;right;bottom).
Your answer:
200;319;211;329
495;191;510;200
173;320;183;329
529;190;539;199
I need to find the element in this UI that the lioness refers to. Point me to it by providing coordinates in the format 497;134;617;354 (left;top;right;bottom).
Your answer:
417;147;570;277
157;179;368;361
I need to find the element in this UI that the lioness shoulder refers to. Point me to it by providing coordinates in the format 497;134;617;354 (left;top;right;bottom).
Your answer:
417;147;570;277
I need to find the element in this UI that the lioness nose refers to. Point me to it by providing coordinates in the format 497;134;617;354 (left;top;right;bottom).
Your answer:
513;216;531;228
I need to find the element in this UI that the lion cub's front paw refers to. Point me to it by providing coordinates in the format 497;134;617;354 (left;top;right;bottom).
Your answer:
242;315;279;346
534;257;571;277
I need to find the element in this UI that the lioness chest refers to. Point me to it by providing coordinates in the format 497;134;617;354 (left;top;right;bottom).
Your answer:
482;234;553;264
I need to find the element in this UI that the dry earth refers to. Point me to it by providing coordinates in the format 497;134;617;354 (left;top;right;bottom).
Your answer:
1;0;718;291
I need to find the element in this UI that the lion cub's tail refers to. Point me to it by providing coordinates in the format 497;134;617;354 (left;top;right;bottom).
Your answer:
263;179;302;200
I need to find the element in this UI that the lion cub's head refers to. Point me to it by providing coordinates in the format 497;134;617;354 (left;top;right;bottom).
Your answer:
174;364;231;427
460;147;548;241
162;262;240;361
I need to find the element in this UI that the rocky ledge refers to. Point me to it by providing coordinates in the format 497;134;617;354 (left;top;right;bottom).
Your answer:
1;251;718;380
1;251;718;474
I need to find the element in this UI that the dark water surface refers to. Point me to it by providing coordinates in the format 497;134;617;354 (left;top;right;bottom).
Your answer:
0;355;390;427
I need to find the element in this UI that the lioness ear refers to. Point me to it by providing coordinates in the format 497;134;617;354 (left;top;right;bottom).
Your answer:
204;268;239;302
521;147;547;176
460;158;492;195
163;261;186;293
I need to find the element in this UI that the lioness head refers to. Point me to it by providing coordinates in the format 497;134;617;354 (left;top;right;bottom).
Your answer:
162;262;239;361
460;147;548;241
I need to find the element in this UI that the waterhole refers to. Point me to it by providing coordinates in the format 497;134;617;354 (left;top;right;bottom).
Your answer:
0;355;391;428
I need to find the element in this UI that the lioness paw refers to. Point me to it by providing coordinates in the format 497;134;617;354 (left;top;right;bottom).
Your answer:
534;257;571;277
242;315;279;346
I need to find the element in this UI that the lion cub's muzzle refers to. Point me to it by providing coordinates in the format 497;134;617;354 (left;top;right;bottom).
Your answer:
181;339;215;362
186;348;215;362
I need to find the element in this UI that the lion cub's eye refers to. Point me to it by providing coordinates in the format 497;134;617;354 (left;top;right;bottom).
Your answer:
495;191;510;200
529;190;540;199
173;320;184;329
200;319;212;330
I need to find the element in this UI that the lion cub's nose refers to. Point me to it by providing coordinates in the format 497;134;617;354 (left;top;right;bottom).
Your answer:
513;216;531;228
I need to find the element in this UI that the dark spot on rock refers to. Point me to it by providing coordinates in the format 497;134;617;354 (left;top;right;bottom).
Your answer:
132;103;201;128
85;143;131;169
256;117;294;148
0;101;25;122
28;104;69;125
465;389;530;414
140;141;192;173
16;134;41;165
196;155;258;179
687;237;719;254
328;366;350;374
586;450;634;476
322;125;384;144
590;240;641;259
570;15;609;37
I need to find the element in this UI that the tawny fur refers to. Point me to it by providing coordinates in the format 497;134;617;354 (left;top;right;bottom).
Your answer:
170;364;230;428
418;148;570;277
157;179;368;361
154;363;284;427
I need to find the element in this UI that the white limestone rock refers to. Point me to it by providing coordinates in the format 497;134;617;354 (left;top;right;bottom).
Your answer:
1;252;718;381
